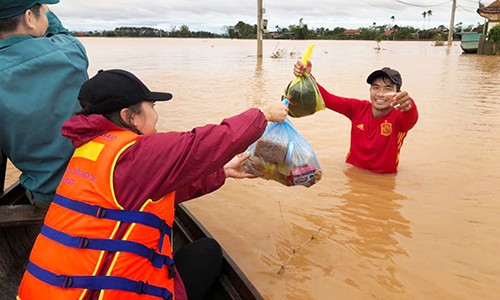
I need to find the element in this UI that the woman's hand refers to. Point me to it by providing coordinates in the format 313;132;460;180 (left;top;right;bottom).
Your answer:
259;102;288;123
223;153;257;179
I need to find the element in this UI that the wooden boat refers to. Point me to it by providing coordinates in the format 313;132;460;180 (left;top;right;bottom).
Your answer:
460;32;482;53
0;154;262;300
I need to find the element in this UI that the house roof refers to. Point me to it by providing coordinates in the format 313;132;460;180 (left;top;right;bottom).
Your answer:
344;29;360;35
477;0;500;21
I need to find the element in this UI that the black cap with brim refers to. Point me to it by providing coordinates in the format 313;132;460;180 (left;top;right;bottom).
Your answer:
78;69;173;115
366;67;402;87
0;0;59;20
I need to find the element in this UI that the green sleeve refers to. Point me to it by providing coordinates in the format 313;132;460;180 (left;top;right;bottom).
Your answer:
45;11;69;36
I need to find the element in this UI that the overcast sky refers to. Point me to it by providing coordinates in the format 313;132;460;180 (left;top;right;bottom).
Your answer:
51;0;489;34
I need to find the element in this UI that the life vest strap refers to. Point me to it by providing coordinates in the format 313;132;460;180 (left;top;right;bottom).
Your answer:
40;225;175;276
53;194;171;250
27;262;173;299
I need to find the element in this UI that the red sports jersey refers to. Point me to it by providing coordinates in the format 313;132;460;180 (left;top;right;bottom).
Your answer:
317;83;418;173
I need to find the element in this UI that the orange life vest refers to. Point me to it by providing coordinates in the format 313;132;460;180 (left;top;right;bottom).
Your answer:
18;130;176;300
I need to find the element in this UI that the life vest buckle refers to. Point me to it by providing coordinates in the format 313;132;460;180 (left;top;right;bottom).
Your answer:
135;280;145;295
62;276;73;288
167;263;176;279
95;206;107;218
147;248;157;265
77;237;89;248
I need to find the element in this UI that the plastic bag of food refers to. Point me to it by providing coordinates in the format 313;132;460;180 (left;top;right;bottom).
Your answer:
283;44;325;118
244;118;322;187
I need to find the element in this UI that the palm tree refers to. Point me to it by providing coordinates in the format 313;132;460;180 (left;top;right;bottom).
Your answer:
422;11;427;29
427;10;433;29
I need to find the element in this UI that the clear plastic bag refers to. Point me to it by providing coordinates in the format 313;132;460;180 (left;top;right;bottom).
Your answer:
283;44;325;118
244;118;322;187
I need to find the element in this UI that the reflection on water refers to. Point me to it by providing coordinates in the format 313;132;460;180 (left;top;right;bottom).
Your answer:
4;39;500;299
251;58;266;108
335;167;410;294
253;166;414;299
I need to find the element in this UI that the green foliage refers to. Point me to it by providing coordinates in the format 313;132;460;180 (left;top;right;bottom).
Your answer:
104;31;117;37
114;27;166;37
71;19;483;42
433;33;443;41
433;33;444;46
288;23;311;39
226;21;256;39
178;24;190;37
393;26;417;40
488;24;500;43
418;30;437;40
359;28;379;40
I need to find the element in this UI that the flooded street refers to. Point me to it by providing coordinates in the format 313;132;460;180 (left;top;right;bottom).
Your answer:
4;38;500;299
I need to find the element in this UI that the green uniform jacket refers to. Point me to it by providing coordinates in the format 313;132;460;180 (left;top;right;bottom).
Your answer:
0;12;89;204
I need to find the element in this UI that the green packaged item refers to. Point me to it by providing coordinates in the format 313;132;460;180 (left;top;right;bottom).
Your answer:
283;44;325;118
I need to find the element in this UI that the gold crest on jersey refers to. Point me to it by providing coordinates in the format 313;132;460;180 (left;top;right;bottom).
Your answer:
380;121;392;136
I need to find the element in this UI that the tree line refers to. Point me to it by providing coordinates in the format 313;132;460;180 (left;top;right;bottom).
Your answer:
73;20;483;41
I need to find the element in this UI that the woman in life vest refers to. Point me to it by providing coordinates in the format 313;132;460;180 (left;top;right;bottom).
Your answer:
18;69;288;300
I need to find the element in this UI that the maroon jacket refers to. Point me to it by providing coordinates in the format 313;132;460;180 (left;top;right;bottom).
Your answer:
61;108;268;300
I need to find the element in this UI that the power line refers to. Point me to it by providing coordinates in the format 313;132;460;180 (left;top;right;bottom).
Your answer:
348;0;481;27
457;3;481;14
358;0;402;14
393;0;451;8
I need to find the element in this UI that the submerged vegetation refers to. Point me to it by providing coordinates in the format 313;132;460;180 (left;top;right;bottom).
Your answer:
433;33;445;46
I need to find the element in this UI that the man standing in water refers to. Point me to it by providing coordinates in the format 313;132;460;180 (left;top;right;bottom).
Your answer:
294;61;418;173
0;0;89;208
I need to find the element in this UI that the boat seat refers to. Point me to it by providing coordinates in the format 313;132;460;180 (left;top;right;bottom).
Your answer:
1;181;46;227
0;204;46;227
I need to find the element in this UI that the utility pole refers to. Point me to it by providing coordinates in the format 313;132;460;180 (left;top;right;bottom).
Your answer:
257;0;263;57
447;0;457;46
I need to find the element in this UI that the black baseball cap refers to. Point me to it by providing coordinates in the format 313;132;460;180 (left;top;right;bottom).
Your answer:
0;0;59;20
78;69;173;115
366;67;402;88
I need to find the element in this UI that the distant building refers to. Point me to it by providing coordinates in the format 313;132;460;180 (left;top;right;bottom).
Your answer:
344;29;360;36
477;0;500;34
344;29;360;39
